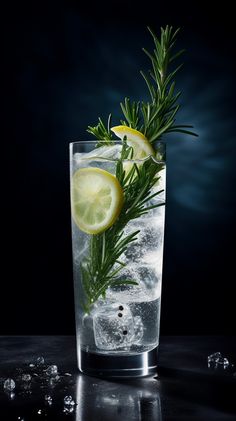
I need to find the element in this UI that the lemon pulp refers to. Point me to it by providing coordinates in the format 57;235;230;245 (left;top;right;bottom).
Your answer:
71;167;124;234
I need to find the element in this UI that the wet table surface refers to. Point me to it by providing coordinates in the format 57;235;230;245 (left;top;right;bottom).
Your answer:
0;336;235;420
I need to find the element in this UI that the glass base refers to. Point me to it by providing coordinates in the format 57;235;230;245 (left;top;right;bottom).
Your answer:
78;346;159;378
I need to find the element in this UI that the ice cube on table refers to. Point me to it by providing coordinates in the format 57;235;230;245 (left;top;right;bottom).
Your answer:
36;356;45;366
21;374;31;382
208;352;230;369
63;395;76;414
93;302;135;351
64;395;75;406
46;365;58;376
208;352;221;363
45;394;53;405
74;144;122;163
4;378;16;391
217;356;230;368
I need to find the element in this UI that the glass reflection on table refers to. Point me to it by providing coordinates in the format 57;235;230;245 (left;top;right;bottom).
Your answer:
76;374;162;421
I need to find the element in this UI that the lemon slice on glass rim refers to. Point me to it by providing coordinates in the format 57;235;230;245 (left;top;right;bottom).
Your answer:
111;125;155;160
71;167;124;234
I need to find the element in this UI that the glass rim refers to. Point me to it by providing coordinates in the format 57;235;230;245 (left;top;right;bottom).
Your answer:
69;140;166;163
69;140;165;146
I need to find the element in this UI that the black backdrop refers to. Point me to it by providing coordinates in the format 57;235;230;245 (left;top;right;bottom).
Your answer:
3;1;236;335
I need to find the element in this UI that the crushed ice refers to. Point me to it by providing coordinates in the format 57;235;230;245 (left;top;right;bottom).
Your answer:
44;394;52;405
45;365;58;376
63;395;76;414
36;356;45;366
3;378;15;391
208;352;230;369
22;374;31;382
2;358;76;418
64;395;75;405
48;374;60;386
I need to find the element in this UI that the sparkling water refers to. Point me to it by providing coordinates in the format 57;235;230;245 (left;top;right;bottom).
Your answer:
71;144;165;356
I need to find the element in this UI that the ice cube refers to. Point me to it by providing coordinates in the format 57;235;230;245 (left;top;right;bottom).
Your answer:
208;352;221;363
64;395;75;406
123;217;164;265
36;356;45;366
107;263;160;303
217;355;230;368
63;405;75;414
74;144;122;162
45;394;53;405
22;374;31;382
63;395;75;414
93;302;135;350
3;378;15;391
208;352;230;369
135;265;161;293
46;365;58;376
48;375;60;386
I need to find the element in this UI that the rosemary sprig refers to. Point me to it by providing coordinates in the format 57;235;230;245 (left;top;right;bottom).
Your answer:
81;142;164;313
87;114;113;147
120;25;198;141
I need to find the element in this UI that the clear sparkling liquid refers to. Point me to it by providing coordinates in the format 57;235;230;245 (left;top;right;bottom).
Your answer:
71;149;165;355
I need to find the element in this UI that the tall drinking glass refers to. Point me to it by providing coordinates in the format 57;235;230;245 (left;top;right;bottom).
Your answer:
70;141;165;377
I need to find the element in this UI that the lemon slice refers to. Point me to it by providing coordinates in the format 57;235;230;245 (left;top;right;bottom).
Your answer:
111;126;155;159
71;167;124;234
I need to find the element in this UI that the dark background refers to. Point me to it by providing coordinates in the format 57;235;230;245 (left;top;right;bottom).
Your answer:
3;1;236;335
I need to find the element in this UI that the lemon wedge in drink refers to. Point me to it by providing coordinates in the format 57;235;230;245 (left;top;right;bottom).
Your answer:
111;126;155;160
71;167;124;234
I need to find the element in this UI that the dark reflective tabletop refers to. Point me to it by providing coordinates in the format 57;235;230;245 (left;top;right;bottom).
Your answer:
0;336;235;420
